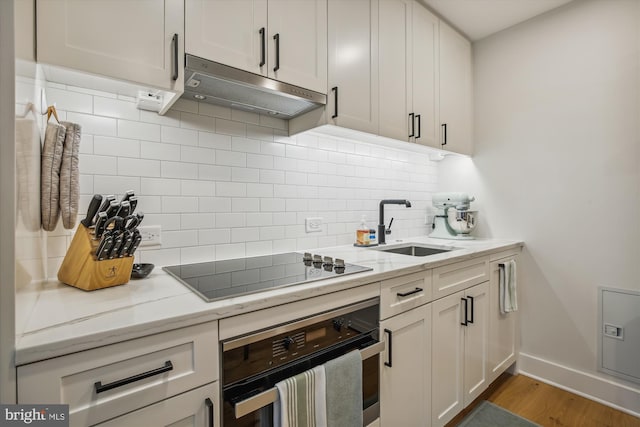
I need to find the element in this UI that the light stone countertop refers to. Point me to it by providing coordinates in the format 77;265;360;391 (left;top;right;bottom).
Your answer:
15;236;523;365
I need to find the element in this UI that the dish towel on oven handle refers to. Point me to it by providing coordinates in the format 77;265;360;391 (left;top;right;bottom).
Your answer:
325;350;363;427
499;259;518;314
274;364;327;427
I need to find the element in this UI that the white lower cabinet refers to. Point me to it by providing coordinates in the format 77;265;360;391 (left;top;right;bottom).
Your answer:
488;255;519;383
96;382;219;427
431;282;489;427
380;303;432;427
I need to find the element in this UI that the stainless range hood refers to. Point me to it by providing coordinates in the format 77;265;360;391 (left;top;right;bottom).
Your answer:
184;55;326;119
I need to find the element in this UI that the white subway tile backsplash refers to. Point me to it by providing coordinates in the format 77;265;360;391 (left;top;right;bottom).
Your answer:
161;125;197;145
94;97;140;120
48;85;437;267
118;158;161;177
118;119;160;141
141;141;181;161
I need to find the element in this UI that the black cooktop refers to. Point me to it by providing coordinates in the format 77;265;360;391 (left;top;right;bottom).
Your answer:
163;252;372;302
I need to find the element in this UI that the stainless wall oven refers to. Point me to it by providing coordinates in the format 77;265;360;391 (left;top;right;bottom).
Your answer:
221;299;382;426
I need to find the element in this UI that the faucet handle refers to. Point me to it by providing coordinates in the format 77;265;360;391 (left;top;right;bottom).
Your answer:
385;217;394;235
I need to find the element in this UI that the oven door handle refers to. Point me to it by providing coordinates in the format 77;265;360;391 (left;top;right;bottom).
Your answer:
233;341;385;419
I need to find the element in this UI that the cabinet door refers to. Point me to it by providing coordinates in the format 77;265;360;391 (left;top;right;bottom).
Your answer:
96;382;219;427
411;3;439;148
378;0;412;142
327;0;379;134
37;0;184;92
186;0;267;76
268;0;327;93
488;257;518;383
431;291;464;427
463;282;490;406
380;304;431;427
439;21;473;155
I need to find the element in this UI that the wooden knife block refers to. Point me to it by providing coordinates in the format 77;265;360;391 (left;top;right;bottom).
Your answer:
58;225;134;291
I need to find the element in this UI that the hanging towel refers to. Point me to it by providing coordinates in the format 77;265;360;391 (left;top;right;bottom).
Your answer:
59;122;81;229
274;364;327;427
499;259;518;314
40;121;66;231
15;118;42;232
325;350;363;427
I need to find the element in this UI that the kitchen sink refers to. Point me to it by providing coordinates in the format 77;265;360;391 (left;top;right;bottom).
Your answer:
371;243;458;257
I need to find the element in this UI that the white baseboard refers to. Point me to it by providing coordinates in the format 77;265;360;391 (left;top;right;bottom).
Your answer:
518;352;640;418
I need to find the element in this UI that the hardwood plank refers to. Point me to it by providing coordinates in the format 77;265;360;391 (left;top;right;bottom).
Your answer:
448;374;640;427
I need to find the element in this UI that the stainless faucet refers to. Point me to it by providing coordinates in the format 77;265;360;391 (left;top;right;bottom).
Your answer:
378;199;412;244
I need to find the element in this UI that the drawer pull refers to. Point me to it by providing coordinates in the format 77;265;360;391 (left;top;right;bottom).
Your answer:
397;287;423;298
384;329;393;367
205;397;214;427
94;360;173;394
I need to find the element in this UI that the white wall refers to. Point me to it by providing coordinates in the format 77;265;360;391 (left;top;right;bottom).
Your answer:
41;86;438;275
440;0;640;414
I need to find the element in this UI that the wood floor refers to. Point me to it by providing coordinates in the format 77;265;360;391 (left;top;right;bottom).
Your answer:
446;374;640;427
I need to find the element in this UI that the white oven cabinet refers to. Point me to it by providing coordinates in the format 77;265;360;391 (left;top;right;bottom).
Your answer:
488;253;520;383
186;0;327;94
438;20;473;155
378;0;439;147
17;322;218;427
36;0;184;93
431;281;489;427
380;303;432;427
95;382;219;427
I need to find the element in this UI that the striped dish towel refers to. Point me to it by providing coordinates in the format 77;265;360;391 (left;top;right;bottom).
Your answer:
274;365;327;427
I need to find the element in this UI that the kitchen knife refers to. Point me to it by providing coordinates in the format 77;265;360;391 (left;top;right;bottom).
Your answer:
116;201;131;218
96;234;115;261
121;190;135;203
124;213;141;231
97;195;115;215
128;196;138;214
107;230;125;260
125;230;142;257
80;194;103;228
94;211;109;238
114;229;133;258
104;200;120;219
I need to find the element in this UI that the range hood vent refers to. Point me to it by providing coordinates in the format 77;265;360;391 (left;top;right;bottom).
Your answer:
184;55;326;119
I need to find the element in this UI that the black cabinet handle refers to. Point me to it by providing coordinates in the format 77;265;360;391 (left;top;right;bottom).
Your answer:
94;360;173;394
468;295;474;324
416;114;421;139
331;86;338;119
171;34;179;81
205;397;214;427
409;113;415;137
273;33;280;72
259;28;266;67
384;328;393;367
397;287;423;297
460;298;468;326
441;123;447;145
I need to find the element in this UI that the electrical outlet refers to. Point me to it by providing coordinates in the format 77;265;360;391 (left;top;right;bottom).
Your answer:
305;217;323;233
138;225;162;247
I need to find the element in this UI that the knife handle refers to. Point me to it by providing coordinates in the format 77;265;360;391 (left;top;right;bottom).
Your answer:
117;201;131;218
121;190;135;203
94;212;109;238
98;195;115;215
108;233;124;259
105;200;121;219
126;230;142;257
128;196;138;214
96;234;114;260
81;194;103;228
116;230;133;258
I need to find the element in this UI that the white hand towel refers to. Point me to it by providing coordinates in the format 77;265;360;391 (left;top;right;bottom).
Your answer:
274;364;327;427
499;259;518;314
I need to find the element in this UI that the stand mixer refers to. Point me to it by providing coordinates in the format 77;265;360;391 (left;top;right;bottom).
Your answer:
430;192;478;240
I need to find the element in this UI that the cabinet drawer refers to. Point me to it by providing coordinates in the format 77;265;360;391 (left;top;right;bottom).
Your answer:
380;270;432;320
432;257;489;299
18;322;218;427
96;382;219;427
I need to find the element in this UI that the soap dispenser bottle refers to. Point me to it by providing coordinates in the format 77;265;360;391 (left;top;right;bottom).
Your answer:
355;215;370;246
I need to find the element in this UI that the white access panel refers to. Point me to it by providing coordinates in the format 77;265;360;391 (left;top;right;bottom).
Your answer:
598;287;640;384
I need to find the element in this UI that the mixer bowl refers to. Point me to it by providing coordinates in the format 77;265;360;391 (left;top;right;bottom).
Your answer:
447;209;478;235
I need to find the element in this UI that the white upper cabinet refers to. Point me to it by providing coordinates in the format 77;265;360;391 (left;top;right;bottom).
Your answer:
186;0;267;76
186;0;327;93
439;20;473;155
378;1;438;146
326;0;379;133
37;0;184;93
378;0;412;141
